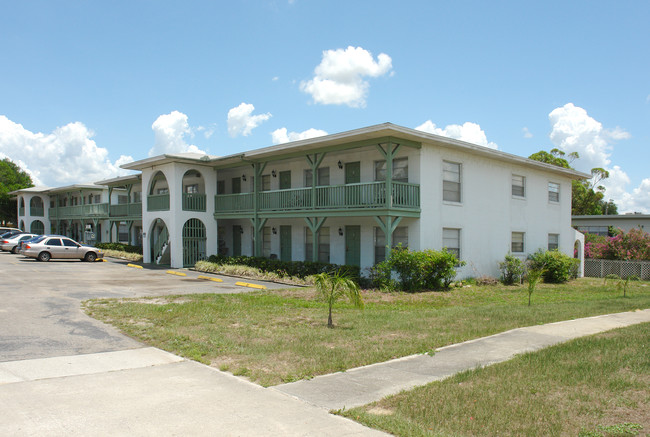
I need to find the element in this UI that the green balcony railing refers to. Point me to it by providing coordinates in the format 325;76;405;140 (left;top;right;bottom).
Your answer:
30;206;45;217
182;193;206;212
147;194;170;212
215;181;420;214
110;202;143;218
19;207;25;216
48;203;109;219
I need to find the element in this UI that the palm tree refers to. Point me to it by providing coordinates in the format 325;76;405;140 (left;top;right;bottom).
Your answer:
313;270;364;328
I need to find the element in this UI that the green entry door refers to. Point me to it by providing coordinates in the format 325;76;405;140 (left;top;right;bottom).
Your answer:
345;225;361;267
279;171;291;190
345;161;360;184
232;225;242;256
280;225;292;261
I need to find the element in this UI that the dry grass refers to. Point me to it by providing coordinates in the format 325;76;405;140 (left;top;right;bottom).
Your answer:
84;278;650;387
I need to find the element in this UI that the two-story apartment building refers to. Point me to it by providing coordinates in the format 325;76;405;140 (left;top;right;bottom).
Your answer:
15;123;587;278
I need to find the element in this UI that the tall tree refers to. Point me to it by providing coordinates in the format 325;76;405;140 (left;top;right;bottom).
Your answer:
0;158;34;225
528;150;618;216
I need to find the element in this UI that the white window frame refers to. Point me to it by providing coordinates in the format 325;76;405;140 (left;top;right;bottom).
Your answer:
305;227;330;263
443;161;462;203
374;157;409;183
442;228;461;259
548;182;560;203
374;226;408;264
548;233;559;251
512;175;525;198
511;232;525;253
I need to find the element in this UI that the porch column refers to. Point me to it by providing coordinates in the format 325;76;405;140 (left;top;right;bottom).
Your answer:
304;217;326;262
374;216;402;260
252;161;267;257
305;153;326;209
376;142;402;209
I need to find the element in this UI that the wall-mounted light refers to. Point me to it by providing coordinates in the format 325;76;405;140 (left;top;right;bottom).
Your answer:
338;160;343;169
338;227;343;236
271;170;277;178
272;227;277;235
242;174;247;181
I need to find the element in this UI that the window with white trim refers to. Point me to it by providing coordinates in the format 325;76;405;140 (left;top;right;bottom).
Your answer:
305;227;330;263
442;228;461;259
548;182;560;202
262;226;271;258
443;161;461;202
548;233;559;251
374;158;408;182
374;226;408;264
304;167;330;186
261;175;271;191
511;232;525;253
512;175;525;197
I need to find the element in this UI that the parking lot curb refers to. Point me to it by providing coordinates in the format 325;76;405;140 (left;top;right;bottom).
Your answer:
166;270;187;277
197;275;223;283
127;264;143;269
235;281;267;290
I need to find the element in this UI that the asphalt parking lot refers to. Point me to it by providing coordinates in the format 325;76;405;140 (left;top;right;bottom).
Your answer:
0;252;285;362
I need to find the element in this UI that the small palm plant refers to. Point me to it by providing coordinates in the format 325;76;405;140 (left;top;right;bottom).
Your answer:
526;265;545;307
313;270;364;328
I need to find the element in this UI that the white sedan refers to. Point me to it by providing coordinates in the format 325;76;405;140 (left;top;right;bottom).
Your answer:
1;233;38;254
22;236;104;262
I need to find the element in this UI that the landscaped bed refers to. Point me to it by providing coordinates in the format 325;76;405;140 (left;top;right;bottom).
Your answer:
83;278;650;387
342;322;649;437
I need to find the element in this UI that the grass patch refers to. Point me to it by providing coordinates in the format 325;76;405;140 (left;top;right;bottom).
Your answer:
342;322;649;437
83;278;650;387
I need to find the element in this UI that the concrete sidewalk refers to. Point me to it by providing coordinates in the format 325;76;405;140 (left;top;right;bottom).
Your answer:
274;309;650;411
0;348;388;436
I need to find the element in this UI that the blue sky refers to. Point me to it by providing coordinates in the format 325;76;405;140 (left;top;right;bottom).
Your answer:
1;0;649;212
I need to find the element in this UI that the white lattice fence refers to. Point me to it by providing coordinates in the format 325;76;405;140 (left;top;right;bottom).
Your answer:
584;259;650;280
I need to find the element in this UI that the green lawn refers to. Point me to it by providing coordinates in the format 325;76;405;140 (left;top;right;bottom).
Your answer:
342;322;649;437
83;278;650;387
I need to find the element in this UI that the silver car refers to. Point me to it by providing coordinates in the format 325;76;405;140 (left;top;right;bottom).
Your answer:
1;233;38;254
22;236;104;262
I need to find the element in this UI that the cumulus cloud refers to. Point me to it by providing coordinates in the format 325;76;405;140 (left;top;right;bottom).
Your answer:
149;110;206;156
271;127;328;144
547;103;648;213
415;120;498;149
0;115;133;186
300;46;393;108
227;103;271;137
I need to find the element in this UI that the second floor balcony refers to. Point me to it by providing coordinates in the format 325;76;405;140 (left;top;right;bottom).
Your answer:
49;203;109;220
109;202;143;218
214;181;420;217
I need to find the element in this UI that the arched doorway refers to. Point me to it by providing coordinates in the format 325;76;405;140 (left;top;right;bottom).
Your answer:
181;170;206;212
148;171;170;211
182;218;207;267
30;196;44;216
30;220;45;234
149;219;170;265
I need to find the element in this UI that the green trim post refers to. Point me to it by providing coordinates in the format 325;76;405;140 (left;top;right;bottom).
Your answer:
304;217;326;262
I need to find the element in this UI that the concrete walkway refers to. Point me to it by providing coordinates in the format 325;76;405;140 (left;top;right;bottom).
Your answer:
274;309;650;411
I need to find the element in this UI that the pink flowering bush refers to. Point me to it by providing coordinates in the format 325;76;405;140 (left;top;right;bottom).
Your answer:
585;228;650;260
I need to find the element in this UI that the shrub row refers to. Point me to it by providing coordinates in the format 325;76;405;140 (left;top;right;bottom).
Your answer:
205;254;360;280
369;246;464;292
499;250;579;285
95;243;143;254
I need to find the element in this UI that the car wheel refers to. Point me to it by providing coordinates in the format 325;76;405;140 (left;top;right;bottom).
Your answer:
84;252;97;262
38;252;51;262
11;246;17;254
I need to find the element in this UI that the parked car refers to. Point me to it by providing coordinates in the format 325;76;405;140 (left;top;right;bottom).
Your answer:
1;233;38;254
0;227;21;234
22;236;104;262
0;230;24;240
16;235;48;254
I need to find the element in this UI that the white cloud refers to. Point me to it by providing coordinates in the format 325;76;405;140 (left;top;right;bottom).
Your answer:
415;120;498;149
522;127;533;138
149;110;206;156
271;127;328;144
227;103;271;137
547;103;648;213
300;46;393;108
0;115;133;186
